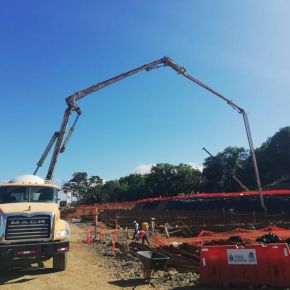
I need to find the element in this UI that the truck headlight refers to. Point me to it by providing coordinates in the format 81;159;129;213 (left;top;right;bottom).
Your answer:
56;230;67;238
56;222;70;239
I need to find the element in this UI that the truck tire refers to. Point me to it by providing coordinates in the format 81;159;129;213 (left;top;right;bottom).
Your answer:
53;252;67;271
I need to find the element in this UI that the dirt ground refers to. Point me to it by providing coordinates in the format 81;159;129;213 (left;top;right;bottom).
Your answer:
0;223;157;290
0;223;271;290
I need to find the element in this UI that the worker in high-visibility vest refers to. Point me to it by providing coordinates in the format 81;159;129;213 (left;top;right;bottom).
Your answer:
136;229;151;247
141;221;149;231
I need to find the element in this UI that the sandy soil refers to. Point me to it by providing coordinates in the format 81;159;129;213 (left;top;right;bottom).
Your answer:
0;223;155;290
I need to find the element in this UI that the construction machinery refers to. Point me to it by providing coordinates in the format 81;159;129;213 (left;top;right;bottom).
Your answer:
1;57;265;272
33;56;265;210
0;175;69;271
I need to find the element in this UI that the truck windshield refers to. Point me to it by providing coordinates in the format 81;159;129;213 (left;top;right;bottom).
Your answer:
0;186;58;204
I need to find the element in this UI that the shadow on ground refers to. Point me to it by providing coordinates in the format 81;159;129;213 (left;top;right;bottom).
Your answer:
109;278;149;288
170;287;219;290
170;287;276;290
0;267;54;285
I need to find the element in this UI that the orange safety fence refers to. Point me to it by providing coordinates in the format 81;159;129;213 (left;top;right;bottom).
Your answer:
152;225;290;248
94;190;290;210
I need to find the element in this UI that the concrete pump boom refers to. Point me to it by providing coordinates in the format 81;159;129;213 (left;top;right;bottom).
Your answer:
34;56;266;210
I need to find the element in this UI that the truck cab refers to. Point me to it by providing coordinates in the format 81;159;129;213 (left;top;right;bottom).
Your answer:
0;175;69;271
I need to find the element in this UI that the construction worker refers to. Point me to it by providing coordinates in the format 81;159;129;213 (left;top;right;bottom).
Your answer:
150;218;156;235
136;229;151;247
141;221;149;232
132;220;140;240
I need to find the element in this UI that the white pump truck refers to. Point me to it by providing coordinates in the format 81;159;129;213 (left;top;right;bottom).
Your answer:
0;57;265;271
0;175;69;271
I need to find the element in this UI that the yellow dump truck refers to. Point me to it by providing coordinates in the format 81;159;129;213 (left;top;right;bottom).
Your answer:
0;174;70;271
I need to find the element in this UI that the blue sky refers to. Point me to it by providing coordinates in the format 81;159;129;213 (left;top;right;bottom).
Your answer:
0;1;289;184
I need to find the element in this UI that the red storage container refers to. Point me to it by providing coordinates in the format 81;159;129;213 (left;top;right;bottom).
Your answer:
200;243;290;288
266;243;290;288
199;245;236;286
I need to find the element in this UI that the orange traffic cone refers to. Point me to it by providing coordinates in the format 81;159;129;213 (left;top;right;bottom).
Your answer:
84;232;92;244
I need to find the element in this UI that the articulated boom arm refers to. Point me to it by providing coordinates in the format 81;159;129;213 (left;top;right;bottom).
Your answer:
34;56;265;209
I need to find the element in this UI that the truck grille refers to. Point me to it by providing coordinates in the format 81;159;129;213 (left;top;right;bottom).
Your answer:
5;215;51;241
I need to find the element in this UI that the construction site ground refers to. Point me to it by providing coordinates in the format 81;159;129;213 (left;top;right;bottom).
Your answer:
1;221;289;290
0;223;120;290
0;223;201;290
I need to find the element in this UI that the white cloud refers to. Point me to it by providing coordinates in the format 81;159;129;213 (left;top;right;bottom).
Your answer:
188;162;203;172
134;164;154;175
134;162;203;175
52;178;65;188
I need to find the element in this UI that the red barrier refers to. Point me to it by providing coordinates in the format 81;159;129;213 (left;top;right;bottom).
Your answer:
200;245;233;286
225;244;268;287
266;243;290;287
200;243;290;288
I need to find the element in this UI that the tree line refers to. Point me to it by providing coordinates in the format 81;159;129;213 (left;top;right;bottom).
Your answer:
63;126;290;204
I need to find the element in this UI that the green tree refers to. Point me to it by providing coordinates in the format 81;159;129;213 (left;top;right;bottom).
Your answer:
100;180;123;202
62;172;104;204
119;174;146;200
63;126;290;201
173;163;202;194
145;163;176;197
145;163;202;197
62;172;88;201
242;126;290;187
202;147;249;192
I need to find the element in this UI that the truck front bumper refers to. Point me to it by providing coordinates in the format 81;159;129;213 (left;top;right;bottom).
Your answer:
0;240;69;260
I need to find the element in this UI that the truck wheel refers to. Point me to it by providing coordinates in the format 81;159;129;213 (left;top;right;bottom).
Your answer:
53;252;67;271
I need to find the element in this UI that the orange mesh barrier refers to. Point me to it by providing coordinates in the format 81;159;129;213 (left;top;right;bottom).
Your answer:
93;190;290;210
65;190;290;212
152;226;290;248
